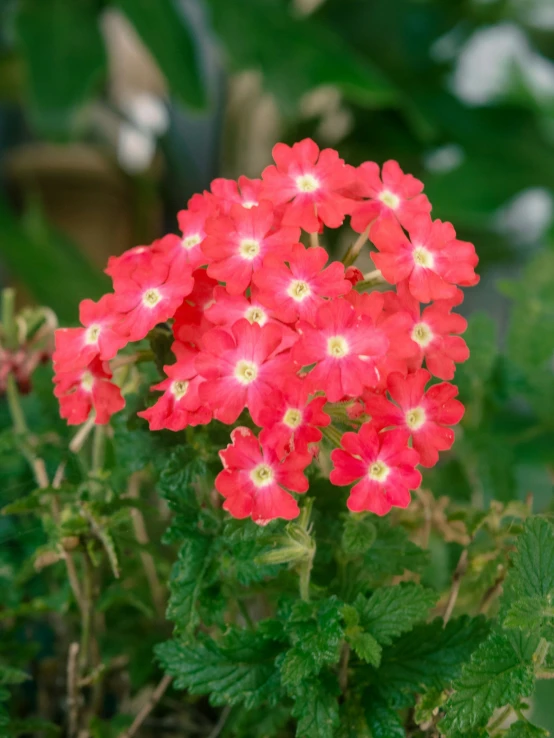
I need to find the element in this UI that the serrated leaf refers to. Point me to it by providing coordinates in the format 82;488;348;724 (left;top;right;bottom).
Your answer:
342;515;377;555
166;535;212;633
414;688;447;725
364;693;405;738
354;583;438;646
347;630;382;667
504;720;549;738
378;616;490;702
504;596;554;631
361;519;429;585
0;665;29;686
279;598;344;687
291;672;340;738
440;632;536;732
156;628;284;710
508;517;554;600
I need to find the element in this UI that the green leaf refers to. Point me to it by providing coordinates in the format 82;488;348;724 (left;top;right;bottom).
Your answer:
155;627;284;709
362;519;429;584
166;535;213;633
205;0;397;115
507;517;554;600
15;0;106;136
291;672;340;738
114;0;206;108
348;631;382;667
279;598;344;687
354;583;438;646
504;720;549;738
0;197;109;323
440;632;536;732
342;514;377;555
364;693;405;738
504;596;554;632
4;718;61;737
378;616;490;702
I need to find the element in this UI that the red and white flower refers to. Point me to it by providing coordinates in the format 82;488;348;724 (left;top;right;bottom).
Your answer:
54;357;124;425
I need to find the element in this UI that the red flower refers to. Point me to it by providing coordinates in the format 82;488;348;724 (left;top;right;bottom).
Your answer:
113;258;194;342
211;175;265;213
258;377;330;456
364;369;465;467
384;283;469;380
293;298;389;402
195;319;291;425
54;357;124;425
138;342;210;430
153;203;211;271
173;269;218;342
202;202;298;295
105;244;153;280
350;160;431;233
261;138;355;232
370;215;479;302
54;294;127;371
216;427;311;523
330;424;421;515
253;243;351;323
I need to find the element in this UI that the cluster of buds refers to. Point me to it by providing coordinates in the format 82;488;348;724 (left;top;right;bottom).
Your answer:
53;139;478;524
1;289;56;395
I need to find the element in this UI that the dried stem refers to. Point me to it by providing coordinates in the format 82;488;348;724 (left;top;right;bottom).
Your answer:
66;642;81;737
118;674;172;738
478;571;505;614
309;231;319;248
127;473;165;618
69;416;96;454
207;705;232;738
338;643;350;693
443;549;468;624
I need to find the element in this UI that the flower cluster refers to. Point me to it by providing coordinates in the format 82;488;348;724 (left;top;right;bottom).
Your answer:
53;139;478;523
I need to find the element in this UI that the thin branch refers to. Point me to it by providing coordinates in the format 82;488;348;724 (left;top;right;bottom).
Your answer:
118;674;172;738
443;549;468;625
338;643;350;694
207;705;232;738
342;227;369;266
487;705;513;735
309;231;319;248
69;415;96;454
66;642;81;738
478;571;505;614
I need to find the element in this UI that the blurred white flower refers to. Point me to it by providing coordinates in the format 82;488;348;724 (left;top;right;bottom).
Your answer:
117;123;156;174
424;144;465;173
122;93;169;136
494;187;553;245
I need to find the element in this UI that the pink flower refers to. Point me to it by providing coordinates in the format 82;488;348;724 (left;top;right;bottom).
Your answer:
202;202;299;295
350;160;431;233
210;175;265;213
384;283;469;380
54;357;124;425
253;243;351;323
195;319;292;425
105;244;153;280
138;342;210;430
258;378;330;456
152;203;211;271
364;369;465;467
370;215;479;303
216;427;311;523
330;424;421;515
293;298;389;402
53;294;127;371
261;138;355;232
113;258;193;342
173;269;218;342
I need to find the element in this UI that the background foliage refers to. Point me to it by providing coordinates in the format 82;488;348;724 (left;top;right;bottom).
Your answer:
0;0;553;735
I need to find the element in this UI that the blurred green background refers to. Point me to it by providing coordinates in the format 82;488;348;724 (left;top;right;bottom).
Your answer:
1;0;554;731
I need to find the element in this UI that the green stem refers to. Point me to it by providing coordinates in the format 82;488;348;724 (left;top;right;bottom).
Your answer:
533;637;550;668
299;556;313;602
1;287;17;349
5;372;28;436
80;552;94;672
488;705;513;735
91;425;106;473
342;227;369;267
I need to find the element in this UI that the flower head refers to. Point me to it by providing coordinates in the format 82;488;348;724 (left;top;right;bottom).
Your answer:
330;424;421;515
54;357;124;425
216;427;311;523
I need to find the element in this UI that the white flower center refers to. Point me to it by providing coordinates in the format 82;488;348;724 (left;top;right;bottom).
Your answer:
283;408;303;429
182;234;201;250
234;360;258;385
287;280;311;302
85;324;101;344
81;371;94;392
250;463;274;487
368;460;389;482
405;406;426;431
245;306;267;325
413;246;434;269
296;173;319;193
379;190;400;209
171;380;189;400
242;200;257;209
411;322;434;347
142;288;162;307
239;238;261;260
327;336;349;358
